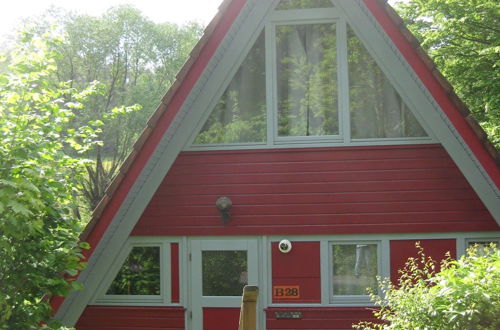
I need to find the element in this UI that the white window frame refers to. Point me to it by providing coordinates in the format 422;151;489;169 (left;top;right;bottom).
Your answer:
465;238;500;253
269;17;345;145
93;237;179;306
267;236;390;308
329;240;381;305
186;5;434;151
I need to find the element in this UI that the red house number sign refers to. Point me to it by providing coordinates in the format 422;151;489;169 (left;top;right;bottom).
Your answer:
272;285;300;299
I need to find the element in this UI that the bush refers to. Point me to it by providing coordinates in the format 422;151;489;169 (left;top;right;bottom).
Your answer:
0;31;95;328
354;243;500;329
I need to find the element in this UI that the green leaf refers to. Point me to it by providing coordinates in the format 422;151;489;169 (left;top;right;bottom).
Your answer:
8;200;32;216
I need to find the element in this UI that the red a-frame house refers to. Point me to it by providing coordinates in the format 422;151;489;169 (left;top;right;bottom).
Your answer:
53;0;499;329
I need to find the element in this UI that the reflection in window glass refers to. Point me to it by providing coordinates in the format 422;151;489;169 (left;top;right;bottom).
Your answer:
332;244;377;296
467;241;498;256
202;250;248;296
106;246;160;295
276;0;334;10
276;23;339;137
347;26;427;139
194;32;266;144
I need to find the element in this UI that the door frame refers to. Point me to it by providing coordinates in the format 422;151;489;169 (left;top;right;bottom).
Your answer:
188;237;263;329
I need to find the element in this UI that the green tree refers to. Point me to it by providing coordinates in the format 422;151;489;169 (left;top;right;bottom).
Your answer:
0;32;94;328
17;6;203;209
394;0;500;148
53;6;202;209
354;243;500;329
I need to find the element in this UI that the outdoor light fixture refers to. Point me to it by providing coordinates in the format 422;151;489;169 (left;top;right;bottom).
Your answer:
216;196;232;224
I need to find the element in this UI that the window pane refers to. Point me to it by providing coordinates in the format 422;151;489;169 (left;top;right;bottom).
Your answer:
276;0;334;10
276;23;339;137
106;246;160;295
332;244;377;296
347;26;427;139
194;32;266;144
202;250;248;296
468;241;499;255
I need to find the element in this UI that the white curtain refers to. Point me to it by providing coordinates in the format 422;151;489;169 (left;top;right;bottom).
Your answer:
276;23;339;137
347;26;427;139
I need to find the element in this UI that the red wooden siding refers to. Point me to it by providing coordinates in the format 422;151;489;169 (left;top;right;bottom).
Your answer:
203;307;240;330
266;307;378;330
272;242;321;303
75;306;185;329
364;0;500;188
171;242;180;303
390;239;457;282
132;145;497;236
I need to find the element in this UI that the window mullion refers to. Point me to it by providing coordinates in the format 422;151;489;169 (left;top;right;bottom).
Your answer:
337;18;351;144
266;23;277;146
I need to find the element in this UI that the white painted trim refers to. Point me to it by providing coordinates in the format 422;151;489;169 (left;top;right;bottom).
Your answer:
259;236;268;330
337;18;351;145
462;238;500;257
328;240;381;306
269;8;340;21
270;18;343;144
267;232;500;242
91;237;181;306
189;238;260;330
320;240;330;305
187;138;435;151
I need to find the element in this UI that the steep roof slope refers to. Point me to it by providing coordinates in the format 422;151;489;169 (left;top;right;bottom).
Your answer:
54;0;499;325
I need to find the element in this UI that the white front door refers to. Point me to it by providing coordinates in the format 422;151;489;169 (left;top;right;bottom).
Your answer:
189;239;259;330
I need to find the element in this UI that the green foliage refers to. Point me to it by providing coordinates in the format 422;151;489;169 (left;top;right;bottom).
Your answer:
0;32;94;328
52;6;202;209
15;5;203;209
202;251;247;296
106;247;161;295
394;0;500;148
194;32;267;144
276;23;339;137
354;243;500;329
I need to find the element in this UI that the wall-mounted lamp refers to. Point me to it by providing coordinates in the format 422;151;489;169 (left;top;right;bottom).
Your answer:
216;196;232;224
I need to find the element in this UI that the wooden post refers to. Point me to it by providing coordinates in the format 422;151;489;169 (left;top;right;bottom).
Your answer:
238;285;259;330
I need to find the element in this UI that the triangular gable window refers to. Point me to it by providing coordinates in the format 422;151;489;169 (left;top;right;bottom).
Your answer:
194;32;266;144
192;3;428;147
347;26;426;139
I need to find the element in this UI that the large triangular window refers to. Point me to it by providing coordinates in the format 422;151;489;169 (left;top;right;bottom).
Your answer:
194;32;266;144
192;2;428;147
347;26;426;139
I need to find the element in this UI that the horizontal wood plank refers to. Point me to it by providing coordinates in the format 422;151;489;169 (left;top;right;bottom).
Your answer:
266;307;378;330
76;306;185;329
133;145;497;235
